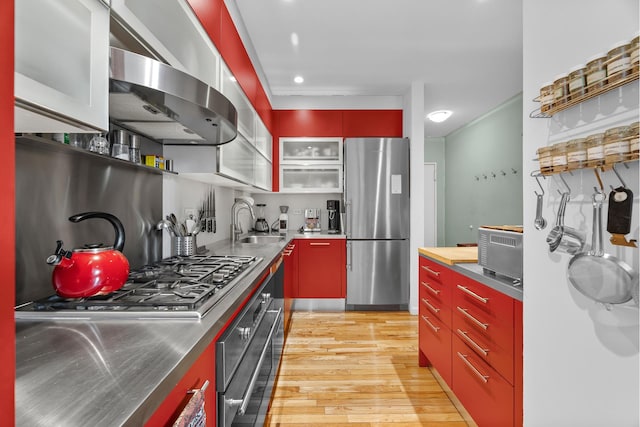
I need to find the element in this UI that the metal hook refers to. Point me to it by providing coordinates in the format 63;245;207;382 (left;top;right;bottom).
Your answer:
491;172;496;178
611;163;628;189
501;170;507;176
512;168;518;174
483;174;487;180
530;170;545;196
557;173;571;195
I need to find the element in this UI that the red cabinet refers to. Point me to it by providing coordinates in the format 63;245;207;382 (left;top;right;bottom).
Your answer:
283;240;298;335
145;344;215;426
297;239;346;298
418;254;522;427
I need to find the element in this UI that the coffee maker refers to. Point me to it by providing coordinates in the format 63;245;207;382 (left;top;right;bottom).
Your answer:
327;200;340;234
303;208;321;232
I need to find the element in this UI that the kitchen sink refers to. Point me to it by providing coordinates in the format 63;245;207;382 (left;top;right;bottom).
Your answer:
239;235;286;244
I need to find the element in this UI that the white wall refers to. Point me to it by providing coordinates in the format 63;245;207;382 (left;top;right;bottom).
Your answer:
523;1;639;426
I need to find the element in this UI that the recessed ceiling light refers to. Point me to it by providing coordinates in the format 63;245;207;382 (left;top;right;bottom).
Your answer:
294;75;304;84
290;32;299;47
426;110;452;123
229;76;237;82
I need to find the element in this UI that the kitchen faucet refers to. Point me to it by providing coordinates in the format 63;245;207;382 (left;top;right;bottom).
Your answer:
230;198;256;243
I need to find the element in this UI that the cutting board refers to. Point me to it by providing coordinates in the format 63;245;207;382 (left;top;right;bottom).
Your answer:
419;247;478;265
480;225;523;233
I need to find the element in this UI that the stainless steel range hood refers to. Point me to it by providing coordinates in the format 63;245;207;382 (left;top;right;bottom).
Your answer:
109;47;238;145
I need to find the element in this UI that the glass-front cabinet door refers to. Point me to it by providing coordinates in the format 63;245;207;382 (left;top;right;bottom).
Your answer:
254;152;272;191
218;135;255;185
15;0;109;132
280;165;343;193
280;137;343;163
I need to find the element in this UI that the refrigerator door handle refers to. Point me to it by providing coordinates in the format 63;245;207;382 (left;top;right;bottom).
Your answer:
344;199;351;238
346;241;352;271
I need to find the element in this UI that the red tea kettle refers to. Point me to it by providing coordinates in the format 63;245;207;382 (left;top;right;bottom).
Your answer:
46;212;130;298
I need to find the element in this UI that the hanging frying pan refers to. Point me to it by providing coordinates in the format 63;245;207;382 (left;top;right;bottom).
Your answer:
567;192;636;305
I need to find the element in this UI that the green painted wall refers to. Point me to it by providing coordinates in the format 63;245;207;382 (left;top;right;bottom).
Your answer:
424;137;446;246
444;93;523;246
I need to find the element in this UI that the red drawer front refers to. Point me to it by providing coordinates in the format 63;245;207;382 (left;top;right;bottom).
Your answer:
419;313;452;387
452;273;514;350
452;315;514;384
419;286;452;329
419;256;452;306
452;336;514;427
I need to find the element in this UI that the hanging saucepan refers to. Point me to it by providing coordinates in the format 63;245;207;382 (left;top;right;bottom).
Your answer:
567;192;636;305
546;192;586;254
46;212;130;298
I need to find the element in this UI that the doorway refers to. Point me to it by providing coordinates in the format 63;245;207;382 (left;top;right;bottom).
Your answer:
423;162;437;247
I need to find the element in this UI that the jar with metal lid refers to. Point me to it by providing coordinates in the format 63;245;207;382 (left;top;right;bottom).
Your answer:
628;121;639;160
552;74;569;109
129;134;142;164
567;65;587;100
585;133;605;167
566;138;587;170
604;125;631;164
551;142;568;173
537;146;553;175
585;53;607;91
606;40;631;83
539;82;554;113
631;34;640;74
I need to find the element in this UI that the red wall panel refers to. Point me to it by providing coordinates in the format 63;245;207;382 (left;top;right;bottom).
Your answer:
275;110;343;136
342;110;403;137
0;0;15;424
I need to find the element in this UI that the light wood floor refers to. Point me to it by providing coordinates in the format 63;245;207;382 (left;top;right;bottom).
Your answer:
265;311;468;426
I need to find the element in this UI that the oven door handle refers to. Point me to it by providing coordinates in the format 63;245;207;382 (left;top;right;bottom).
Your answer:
237;307;282;416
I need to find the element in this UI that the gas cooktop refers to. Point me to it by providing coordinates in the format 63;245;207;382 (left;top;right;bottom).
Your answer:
15;255;263;320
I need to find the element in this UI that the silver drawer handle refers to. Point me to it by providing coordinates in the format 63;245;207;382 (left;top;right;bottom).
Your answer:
310;242;330;246
456;306;489;330
420;315;440;333
456;329;489;356
421;298;440;313
456;284;489;303
457;352;489;383
420;281;440;295
421;265;440;277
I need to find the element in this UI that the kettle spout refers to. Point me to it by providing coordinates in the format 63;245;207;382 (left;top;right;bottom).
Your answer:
46;240;73;267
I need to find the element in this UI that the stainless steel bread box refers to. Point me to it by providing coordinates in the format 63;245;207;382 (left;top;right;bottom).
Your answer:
478;226;523;283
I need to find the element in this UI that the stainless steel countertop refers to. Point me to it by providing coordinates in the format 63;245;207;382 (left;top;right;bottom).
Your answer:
15;234;293;427
419;253;523;301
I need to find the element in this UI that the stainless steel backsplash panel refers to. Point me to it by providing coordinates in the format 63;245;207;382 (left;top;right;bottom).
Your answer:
15;136;162;305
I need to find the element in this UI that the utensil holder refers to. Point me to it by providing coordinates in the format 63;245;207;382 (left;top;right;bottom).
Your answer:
174;235;196;256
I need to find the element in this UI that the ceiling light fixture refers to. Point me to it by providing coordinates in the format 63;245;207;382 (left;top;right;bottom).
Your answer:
426;110;452;123
294;75;304;84
290;32;299;47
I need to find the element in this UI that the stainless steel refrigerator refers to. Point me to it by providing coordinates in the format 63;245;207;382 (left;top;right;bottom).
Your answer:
344;137;410;310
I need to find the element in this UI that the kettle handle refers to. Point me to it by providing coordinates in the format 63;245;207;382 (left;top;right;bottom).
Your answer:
68;212;126;252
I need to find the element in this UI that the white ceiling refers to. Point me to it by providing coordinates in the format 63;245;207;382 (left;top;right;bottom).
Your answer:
225;0;523;137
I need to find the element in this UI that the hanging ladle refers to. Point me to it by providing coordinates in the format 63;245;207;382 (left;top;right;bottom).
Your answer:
531;170;547;230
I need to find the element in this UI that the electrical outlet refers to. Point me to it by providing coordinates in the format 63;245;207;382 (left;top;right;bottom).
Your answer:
292;209;302;215
185;208;196;219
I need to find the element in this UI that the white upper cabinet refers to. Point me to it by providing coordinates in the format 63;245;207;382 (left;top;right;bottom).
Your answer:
110;0;221;90
279;137;343;193
15;0;109;132
220;64;256;142
255;116;273;161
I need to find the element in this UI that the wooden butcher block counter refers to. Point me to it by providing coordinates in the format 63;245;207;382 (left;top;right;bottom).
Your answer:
418;246;478;265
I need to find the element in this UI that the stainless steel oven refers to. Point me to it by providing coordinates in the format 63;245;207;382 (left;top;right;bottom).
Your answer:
216;261;284;427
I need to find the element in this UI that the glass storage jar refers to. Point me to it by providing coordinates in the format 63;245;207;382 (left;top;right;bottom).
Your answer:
552;74;569;108
604;125;631;164
631;34;639;74
566;138;587;170
537;146;553;175
585;133;605;167
567;64;587;100
628;121;639;160
551;142;568;173
585;53;607;91
539;81;554;113
606;40;631;83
